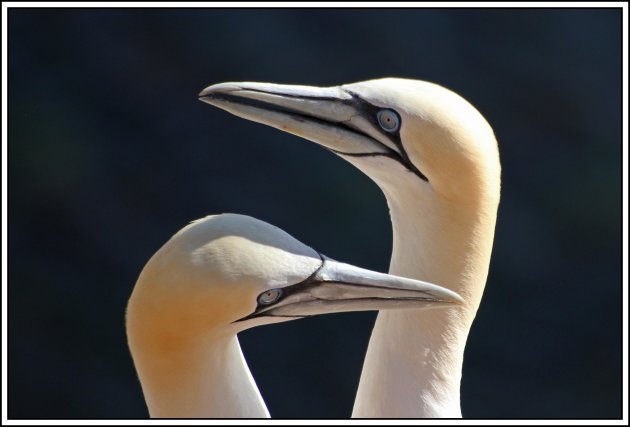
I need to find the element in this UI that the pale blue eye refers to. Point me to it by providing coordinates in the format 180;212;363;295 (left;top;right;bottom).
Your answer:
258;289;283;305
377;109;400;133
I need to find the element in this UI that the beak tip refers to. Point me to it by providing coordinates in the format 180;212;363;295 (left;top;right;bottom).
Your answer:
198;87;212;100
199;82;246;105
446;290;466;306
427;286;465;307
453;297;466;306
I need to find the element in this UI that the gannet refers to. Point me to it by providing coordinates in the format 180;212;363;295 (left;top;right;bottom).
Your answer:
126;213;463;418
199;78;501;417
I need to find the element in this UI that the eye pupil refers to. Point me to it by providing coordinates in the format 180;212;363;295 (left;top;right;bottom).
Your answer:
258;288;282;305
377;109;400;133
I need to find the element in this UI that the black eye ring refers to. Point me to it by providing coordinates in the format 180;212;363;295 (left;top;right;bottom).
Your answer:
258;288;283;305
377;109;401;133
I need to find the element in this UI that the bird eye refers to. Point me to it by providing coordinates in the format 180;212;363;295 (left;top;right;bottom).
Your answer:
258;289;283;305
377;109;400;133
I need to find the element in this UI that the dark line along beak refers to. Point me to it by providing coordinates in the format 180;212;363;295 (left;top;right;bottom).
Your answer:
198;82;427;181
235;256;463;322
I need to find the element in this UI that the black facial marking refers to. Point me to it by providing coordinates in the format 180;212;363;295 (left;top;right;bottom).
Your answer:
233;253;326;323
341;90;428;182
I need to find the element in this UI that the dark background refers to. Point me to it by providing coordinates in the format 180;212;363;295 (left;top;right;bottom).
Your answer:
8;8;622;419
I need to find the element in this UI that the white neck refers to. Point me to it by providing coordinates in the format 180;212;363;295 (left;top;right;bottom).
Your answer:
129;330;270;418
352;185;499;418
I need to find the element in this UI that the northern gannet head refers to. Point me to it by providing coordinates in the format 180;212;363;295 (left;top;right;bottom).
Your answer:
127;214;462;343
198;78;501;205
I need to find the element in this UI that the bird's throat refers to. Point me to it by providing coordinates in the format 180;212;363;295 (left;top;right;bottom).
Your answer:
129;330;270;418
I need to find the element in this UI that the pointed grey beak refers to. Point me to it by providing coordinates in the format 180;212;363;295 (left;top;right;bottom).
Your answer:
198;81;427;181
236;257;463;322
198;81;394;156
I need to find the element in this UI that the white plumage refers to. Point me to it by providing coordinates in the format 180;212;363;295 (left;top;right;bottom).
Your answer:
200;78;501;417
126;213;462;417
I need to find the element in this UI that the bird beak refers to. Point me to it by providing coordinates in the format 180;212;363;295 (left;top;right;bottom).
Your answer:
199;81;429;182
236;257;463;322
198;81;400;158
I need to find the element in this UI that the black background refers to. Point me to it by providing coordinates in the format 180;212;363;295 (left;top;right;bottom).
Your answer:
8;8;622;419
